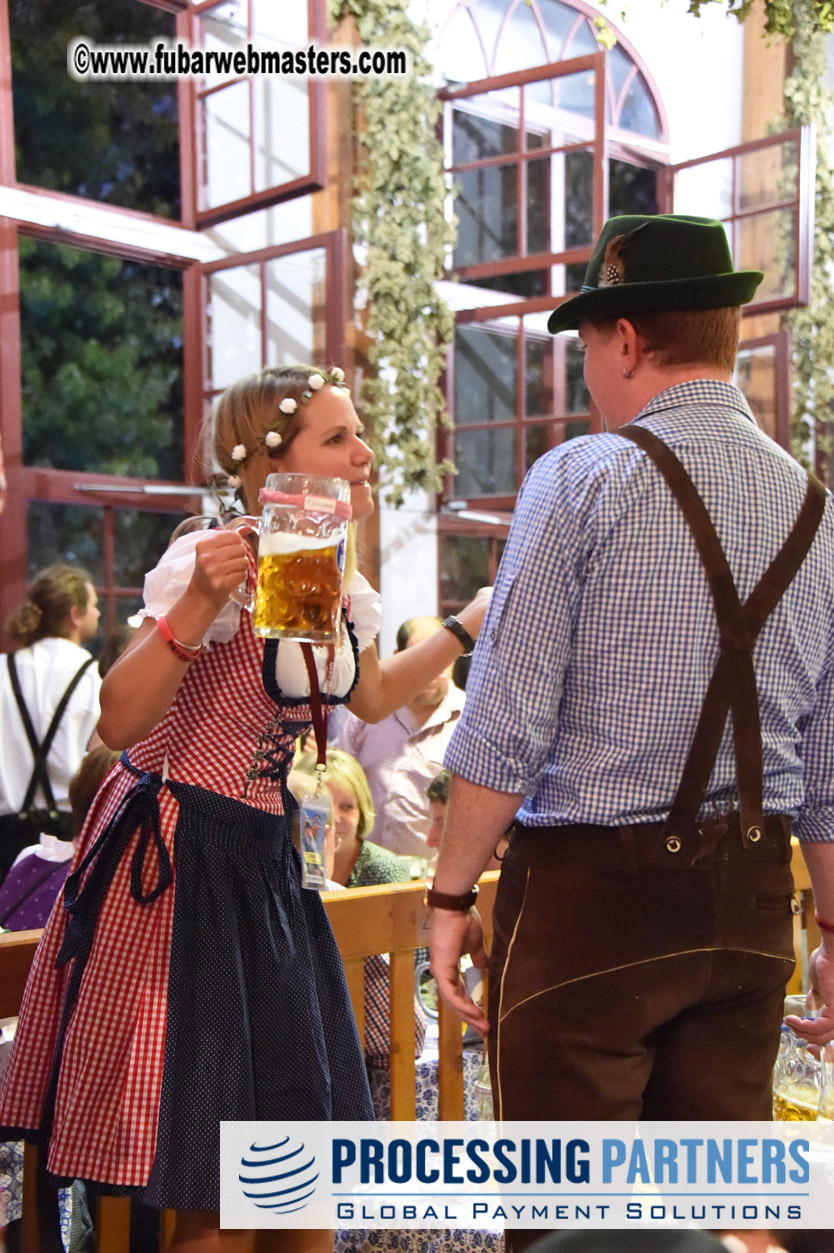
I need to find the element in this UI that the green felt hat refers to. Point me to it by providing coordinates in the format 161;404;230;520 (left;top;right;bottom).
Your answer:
547;213;763;334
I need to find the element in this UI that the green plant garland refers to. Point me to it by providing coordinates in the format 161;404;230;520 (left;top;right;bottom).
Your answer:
687;0;833;36
782;0;834;472
331;0;456;508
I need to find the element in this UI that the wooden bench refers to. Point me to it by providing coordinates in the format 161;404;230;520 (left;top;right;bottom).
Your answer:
2;850;818;1249
0;873;499;1251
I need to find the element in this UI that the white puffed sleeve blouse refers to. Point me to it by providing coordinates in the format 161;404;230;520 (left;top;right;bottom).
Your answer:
139;530;381;700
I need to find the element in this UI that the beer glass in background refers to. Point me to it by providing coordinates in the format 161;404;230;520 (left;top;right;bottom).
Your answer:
253;473;352;643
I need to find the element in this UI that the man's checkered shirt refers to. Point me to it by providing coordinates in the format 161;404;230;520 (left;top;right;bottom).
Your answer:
444;380;834;842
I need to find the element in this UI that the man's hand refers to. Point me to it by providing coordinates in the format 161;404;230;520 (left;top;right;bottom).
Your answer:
785;944;834;1044
429;907;490;1036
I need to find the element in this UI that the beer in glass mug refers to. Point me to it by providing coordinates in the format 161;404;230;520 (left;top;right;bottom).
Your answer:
253;473;352;644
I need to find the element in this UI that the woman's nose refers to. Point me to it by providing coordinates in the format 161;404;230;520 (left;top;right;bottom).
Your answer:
354;438;374;464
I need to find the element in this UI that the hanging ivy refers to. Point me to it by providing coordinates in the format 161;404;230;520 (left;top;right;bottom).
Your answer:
331;0;456;508
687;0;834;35
782;0;834;471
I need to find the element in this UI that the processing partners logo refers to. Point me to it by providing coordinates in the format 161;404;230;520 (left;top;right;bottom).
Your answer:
238;1134;319;1216
221;1121;834;1232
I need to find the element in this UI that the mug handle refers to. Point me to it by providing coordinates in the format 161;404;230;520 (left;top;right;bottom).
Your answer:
223;515;259;610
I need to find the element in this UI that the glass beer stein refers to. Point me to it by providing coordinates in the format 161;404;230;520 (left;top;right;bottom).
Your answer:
252;473;352;643
772;994;821;1121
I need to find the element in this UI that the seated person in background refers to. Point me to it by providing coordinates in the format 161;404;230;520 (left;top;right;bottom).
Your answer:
286;767;425;1069
294;748;410;888
426;768;508;870
0;745;120;932
334;615;466;859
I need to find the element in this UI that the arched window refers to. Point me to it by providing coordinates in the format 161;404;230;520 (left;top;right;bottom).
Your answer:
435;0;667;142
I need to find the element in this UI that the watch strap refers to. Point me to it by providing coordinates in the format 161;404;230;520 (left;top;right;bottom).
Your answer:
441;615;476;657
425;883;479;911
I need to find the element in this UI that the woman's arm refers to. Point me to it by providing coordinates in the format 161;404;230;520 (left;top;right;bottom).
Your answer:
97;531;249;749
346;588;490;724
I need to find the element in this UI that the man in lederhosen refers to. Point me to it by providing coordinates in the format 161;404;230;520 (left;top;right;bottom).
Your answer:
428;215;834;1147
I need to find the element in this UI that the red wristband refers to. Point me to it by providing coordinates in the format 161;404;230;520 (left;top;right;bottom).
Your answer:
815;913;834;934
156;614;202;663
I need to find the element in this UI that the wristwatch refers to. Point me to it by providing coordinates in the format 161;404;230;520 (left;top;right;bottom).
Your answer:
441;615;476;657
425;883;479;911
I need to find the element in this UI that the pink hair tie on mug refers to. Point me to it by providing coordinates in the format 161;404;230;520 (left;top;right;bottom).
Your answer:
258;488;353;521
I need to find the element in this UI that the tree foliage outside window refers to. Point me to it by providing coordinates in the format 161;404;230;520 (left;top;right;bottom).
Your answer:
19;238;183;481
10;0;179;217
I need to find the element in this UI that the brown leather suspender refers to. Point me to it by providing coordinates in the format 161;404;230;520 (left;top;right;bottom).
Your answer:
617;425;827;842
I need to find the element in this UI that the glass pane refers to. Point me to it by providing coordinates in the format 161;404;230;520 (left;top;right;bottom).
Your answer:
440;535;491;603
493;0;548;77
470;0;515;74
202;0;248;82
113;511;184;589
468;270;548;298
203;82;253;208
565;261;587;293
738;208;795;302
739;141;797;211
565;419;591;440
10;0;179;217
609;159;659;218
540;0;584;56
437;7;490;84
674;159;733;219
264;248;328;367
454;164;519;267
618;72;661;140
20;239;184;480
609;45;634;99
454;427;517;497
526;337;553;417
453;107;520;165
208;264;263;390
254;0;306;48
454;326;516;425
562;23;600;64
254;78;310;191
564;149;594;249
27;502;105;583
526;157;552;255
525;422;557;471
736;344;776;441
564;339;591;414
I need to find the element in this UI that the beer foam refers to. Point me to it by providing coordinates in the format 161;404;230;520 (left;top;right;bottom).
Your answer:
259;531;339;557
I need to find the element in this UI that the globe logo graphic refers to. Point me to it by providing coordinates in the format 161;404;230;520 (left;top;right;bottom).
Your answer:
239;1135;319;1214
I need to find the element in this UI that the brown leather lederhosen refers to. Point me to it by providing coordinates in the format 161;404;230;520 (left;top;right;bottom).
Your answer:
488;428;827;1149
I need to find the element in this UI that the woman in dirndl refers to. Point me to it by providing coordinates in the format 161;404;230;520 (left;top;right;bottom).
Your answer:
0;365;489;1252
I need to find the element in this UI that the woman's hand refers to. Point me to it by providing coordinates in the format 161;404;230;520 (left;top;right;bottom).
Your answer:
98;531;251;750
188;531;250;611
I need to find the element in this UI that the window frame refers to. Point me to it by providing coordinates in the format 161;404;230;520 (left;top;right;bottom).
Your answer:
664;125;815;315
184;0;328;229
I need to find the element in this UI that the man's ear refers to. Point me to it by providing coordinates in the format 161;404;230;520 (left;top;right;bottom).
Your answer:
616;317;642;373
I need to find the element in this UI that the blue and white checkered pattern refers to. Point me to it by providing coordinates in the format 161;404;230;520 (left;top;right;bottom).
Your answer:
445;380;834;842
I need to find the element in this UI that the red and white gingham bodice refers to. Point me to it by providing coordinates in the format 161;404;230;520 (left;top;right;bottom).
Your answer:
128;609;310;813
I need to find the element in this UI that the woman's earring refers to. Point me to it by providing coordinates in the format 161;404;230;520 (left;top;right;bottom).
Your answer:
622;365;636;380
